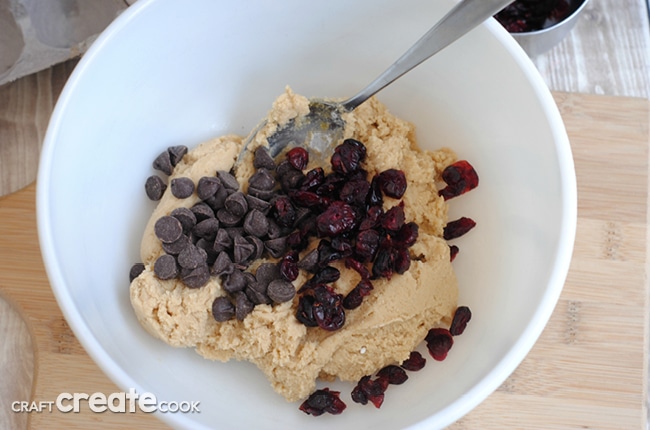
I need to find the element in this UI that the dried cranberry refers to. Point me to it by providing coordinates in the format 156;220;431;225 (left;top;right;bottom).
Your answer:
316;172;346;197
331;139;366;175
380;203;405;232
339;177;370;207
317;239;345;267
401;351;426;371
280;251;299;282
316;201;357;237
272;196;296;227
351;376;385;408
377;169;407;199
296;295;318;327
289;190;327;209
355;229;381;262
443;217;476;240
345;258;371;280
377;365;408;385
425;328;454;361
438;160;479;200
300;167;325;191
366;176;384;207
299;388;346;416
300;266;341;292
286;147;309;171
395;221;419;247
449;306;472;336
311;284;345;331
393;248;411;275
359;205;383;231
372;241;395;280
286;230;305;250
342;279;373;309
343;138;367;158
342;287;363;310
449;245;460;262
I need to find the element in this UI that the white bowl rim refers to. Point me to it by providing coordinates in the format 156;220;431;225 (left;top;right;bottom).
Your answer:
36;0;577;428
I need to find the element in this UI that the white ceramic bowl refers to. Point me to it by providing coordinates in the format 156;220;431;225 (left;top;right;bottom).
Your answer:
37;0;577;428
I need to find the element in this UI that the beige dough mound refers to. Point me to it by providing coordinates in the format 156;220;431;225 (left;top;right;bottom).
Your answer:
130;87;458;402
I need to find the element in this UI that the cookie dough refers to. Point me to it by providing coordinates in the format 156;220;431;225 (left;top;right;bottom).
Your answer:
130;87;458;402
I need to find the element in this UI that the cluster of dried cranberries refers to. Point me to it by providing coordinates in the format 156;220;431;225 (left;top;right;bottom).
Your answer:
300;305;473;416
299;154;479;417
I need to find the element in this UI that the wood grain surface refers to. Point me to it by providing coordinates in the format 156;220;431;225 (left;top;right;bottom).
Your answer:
533;0;650;98
0;92;647;429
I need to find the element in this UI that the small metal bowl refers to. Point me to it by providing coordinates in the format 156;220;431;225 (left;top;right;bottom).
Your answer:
507;0;591;57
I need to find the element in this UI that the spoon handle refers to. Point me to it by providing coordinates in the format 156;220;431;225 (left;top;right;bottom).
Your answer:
341;0;514;112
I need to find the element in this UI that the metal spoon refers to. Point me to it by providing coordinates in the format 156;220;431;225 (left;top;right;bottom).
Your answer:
244;0;514;162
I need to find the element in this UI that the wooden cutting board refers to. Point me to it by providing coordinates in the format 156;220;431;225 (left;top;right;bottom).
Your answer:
0;92;647;429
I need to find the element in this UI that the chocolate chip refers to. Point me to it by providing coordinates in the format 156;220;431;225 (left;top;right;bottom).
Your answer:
162;234;191;255
197;176;222;200
245;194;271;214
217;170;240;191
168;145;188;166
297;248;319;273
224;192;248;217
248;168;276;191
213;229;232;252
217;208;242;227
191;202;215;221
234;291;254;321
233;235;255;264
276;160;296;178
129;263;145;282
253;146;276;170
154;216;184;243
153;150;173;175
178;244;208;269
247;235;264;260
205;186;229;211
223;269;247;293
243;271;257;287
171;207;197;233
170;177;195;199
265;220;281;240
245;285;271;305
145;175;167;201
267;279;296;303
225;227;245;239
181;263;210;288
247;186;277;201
193;218;220;239
211;252;234;276
255;263;281;286
280;169;305;191
243;209;269;237
265;236;288;258
196;238;218;265
154;254;178;280
212;296;235;322
293;207;312;228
